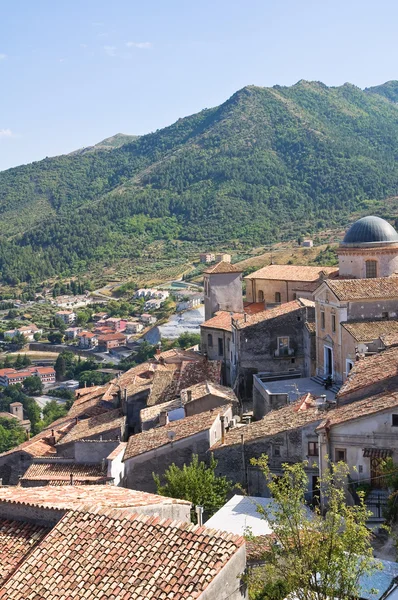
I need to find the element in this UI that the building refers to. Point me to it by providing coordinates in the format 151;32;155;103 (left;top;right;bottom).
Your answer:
204;261;244;321
123;406;233;492
141;313;157;325
103;317;127;332
97;332;126;352
92;311;108;321
55;310;76;325
19;461;111;487
0;366;55;387
200;311;240;385
337;215;398;279
302;239;313;247
0;486;246;600
200;252;215;263
0;402;31;433
77;331;98;349
4;324;42;342
176;293;204;312
231;299;316;399
216;253;232;263
244;264;338;305
314;277;398;384
124;320;144;334
144;298;162;310
64;326;83;339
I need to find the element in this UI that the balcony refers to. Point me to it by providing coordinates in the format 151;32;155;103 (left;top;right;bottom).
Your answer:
274;348;295;358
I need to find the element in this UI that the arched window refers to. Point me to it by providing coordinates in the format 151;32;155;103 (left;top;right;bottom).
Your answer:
366;260;377;278
207;333;213;347
258;290;264;302
275;292;281;303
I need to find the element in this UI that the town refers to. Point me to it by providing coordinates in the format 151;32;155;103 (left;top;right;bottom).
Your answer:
2;215;398;598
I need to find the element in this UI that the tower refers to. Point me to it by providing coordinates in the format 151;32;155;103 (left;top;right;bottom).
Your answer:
203;262;244;321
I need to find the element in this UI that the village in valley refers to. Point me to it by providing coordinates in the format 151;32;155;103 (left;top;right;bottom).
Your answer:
2;215;398;598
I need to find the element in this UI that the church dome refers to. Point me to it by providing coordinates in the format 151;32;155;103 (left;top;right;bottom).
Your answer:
342;216;398;246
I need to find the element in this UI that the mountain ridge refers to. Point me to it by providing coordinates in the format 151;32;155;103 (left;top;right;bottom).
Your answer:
1;80;398;285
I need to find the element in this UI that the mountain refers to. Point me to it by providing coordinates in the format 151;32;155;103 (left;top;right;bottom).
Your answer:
68;133;139;156
2;80;398;285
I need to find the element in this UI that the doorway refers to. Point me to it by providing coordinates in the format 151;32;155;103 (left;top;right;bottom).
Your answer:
324;346;333;377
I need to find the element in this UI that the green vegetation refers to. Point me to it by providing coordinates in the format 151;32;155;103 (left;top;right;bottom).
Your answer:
1;81;398;283
41;400;68;428
247;457;378;600
0;416;26;453
153;454;232;523
0;386;42;434
54;350;100;381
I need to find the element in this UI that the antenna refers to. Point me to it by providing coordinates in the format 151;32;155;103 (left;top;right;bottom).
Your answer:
167;431;176;442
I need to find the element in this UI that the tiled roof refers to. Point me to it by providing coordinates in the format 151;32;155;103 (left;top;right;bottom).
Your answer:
380;333;398;348
0;485;191;511
124;407;227;460
234;300;305;330
337;347;398;398
204;261;242;274
0;418;75;459
77;331;97;338
156;348;200;362
326;277;398;301
0;519;49;586
97;332;126;342
106;441;127;460
244;264;338;281
181;381;238;404
0;509;243;600
317;390;398;430
176;358;222;391
213;394;322;448
56;409;124;446
20;462;108;484
140;398;183;423
147;368;178;407
342;320;398;342
201;311;243;332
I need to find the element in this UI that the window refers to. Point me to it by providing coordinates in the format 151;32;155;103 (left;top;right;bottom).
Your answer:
392;414;398;427
227;338;230;353
277;337;290;356
258;290;264;302
275;292;281;303
382;312;389;319
335;448;346;462
321;311;325;330
331;314;336;333
293;293;297;300
218;337;224;356
366;260;377;278
207;333;213;348
273;446;281;457
308;442;318;456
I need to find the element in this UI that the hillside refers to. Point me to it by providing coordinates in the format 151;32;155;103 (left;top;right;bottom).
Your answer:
2;80;398;284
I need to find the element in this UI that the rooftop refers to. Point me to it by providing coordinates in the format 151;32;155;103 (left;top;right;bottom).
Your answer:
181;380;238;404
342;320;398;342
325;277;398;301
56;409;124;446
0;509;243;600
341;215;398;247
254;376;335;403
213;394;322;448
0;417;74;459
0;519;49;586
337;347;398;398
204;261;242;274
244;264;338;281
124;407;228;460
201;310;243;332
234;299;312;330
20;462;109;485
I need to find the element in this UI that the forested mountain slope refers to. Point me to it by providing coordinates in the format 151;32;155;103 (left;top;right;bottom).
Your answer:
2;80;398;283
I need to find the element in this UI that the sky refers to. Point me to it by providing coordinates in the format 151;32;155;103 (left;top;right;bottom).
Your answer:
1;0;398;171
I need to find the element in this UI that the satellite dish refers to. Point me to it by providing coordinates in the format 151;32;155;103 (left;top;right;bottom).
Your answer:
167;431;176;441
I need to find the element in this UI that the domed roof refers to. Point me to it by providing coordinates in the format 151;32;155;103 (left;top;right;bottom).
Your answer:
342;216;398;246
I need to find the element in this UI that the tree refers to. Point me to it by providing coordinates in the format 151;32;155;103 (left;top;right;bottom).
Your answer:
42;400;68;428
246;457;379;600
153;454;232;523
76;310;90;326
4;355;12;368
175;332;200;349
12;332;27;350
22;354;32;367
78;370;112;387
54;350;75;381
48;331;64;345
33;332;41;341
53;315;67;333
14;354;23;368
0;416;26;453
22;375;43;396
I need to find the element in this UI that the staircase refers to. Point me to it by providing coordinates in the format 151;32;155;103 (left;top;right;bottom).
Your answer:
310;375;341;396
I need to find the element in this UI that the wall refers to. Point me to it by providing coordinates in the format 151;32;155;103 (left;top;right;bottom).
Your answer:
246;278;319;305
107;444;126;486
337;245;398;278
204;272;243;321
132;502;191;523
252;377;288;419
197;545;247;600
314;286;347;383
200;326;232;385
185;394;238;417
0;501;65;527
0;451;32;485
74;440;121;463
348;299;398;321
124;388;151;434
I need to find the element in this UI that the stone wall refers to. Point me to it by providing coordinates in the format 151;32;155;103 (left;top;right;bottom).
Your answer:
204;272;243;321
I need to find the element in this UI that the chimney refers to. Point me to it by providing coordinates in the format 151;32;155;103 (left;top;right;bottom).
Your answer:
159;411;169;427
70;473;73;485
220;415;226;445
195;505;203;526
244;313;247;323
75;417;78;425
186;390;192;403
101;458;107;471
48;429;56;446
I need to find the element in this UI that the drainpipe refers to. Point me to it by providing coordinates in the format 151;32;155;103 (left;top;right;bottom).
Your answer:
241;433;248;491
220;415;226;445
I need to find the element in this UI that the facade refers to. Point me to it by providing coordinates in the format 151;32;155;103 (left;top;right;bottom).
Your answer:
77;331;98;349
200;311;239;385
314;278;398;384
64;326;83;339
204;261;244;321
55;310;76;325
302;239;313;247
0;366;55;387
97;332;126;352
4;324;42;342
216;253;232;263
244;264;338;305
124;321;144;334
141;313;157;324
0;402;31;433
200;252;215;263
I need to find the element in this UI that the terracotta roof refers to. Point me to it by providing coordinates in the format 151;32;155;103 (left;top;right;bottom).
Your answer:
156;348;200;363
244;302;268;314
140;398;183;423
0;418;75;459
234;300;305;330
326;277;398;301
201;311;243;332
0;509;243;600
181;381;238;404
0;412;18;421
317;390;398;430
67;393;115;419
380;333;398;348
106;441;127;460
124;407;228;460
0;485;191;511
0;519;49;586
176;358;222;391
97;332;126;342
20;462;108;484
342;320;398;342
147;368;178;406
204;261;242;274
337;347;398;398
56;409;124;446
213;394;322;448
244;264;338;281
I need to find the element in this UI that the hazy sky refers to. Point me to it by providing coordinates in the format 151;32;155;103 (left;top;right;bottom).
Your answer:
0;0;397;171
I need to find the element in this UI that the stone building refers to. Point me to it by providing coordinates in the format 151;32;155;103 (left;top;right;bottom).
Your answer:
200;311;241;385
203;261;244;321
231;299;316;399
314;277;398;384
244;264;338;305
